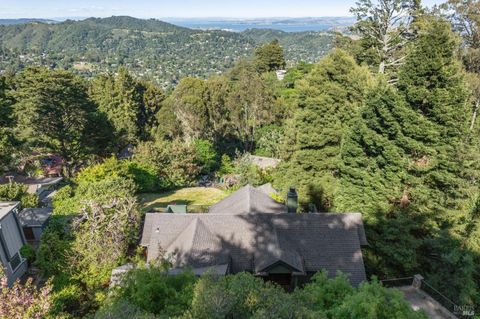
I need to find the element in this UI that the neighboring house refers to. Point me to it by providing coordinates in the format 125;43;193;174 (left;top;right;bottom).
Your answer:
255;183;279;196
0;175;63;199
0;202;27;285
141;185;368;289
40;154;63;176
249;155;281;170
24;177;63;197
17;207;52;242
276;70;287;81
165;205;187;214
118;144;135;160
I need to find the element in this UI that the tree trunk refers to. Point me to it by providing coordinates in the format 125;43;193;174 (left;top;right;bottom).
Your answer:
379;61;386;74
470;100;479;130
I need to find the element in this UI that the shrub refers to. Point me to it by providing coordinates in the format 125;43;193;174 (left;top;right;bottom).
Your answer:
194;139;219;174
110;265;196;317
20;193;39;208
20;245;36;265
76;157;165;193
0;182;39;208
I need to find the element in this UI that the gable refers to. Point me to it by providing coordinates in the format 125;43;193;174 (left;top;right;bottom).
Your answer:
141;212;368;286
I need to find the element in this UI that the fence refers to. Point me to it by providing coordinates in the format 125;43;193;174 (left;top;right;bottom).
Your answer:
380;276;413;288
380;275;477;319
420;280;476;319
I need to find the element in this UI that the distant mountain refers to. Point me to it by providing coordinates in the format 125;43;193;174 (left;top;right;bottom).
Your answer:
242;29;333;62
0;16;335;86
164;17;355;32
0;18;58;25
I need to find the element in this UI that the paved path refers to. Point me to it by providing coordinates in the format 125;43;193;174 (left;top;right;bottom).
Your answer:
398;286;458;319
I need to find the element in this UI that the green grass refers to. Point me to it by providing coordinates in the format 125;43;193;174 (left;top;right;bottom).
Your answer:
139;187;227;213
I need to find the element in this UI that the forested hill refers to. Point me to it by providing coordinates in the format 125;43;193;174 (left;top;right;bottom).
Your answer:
0;16;334;86
243;28;333;62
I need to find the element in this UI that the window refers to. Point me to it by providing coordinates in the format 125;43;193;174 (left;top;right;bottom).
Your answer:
9;252;22;272
23;227;35;241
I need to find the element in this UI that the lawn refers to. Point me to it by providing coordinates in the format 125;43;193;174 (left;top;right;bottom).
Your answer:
139;187;228;213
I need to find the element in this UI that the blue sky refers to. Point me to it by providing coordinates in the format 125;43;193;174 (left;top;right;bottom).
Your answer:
0;0;445;19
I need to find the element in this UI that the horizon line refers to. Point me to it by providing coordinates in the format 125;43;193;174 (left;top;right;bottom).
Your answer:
0;15;355;21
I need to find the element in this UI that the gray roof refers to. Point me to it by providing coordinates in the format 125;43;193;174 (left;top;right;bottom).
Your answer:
166;205;187;214
18;207;52;227
208;185;285;215
141;212;368;286
256;183;278;196
0;202;19;220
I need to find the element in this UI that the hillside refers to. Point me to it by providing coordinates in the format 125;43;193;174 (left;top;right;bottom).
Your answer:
243;28;333;62
0;18;57;25
0;16;334;86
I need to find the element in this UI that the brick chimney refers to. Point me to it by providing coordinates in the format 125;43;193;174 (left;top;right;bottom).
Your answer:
286;187;298;213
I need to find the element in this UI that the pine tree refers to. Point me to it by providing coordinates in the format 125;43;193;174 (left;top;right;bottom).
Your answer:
253;39;286;73
13;67;101;174
275;50;372;209
336;17;478;304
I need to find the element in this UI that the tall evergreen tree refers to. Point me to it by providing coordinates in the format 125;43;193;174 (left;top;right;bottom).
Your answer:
350;0;419;77
90;67;164;145
0;76;15;172
253;39;286;73
13;67;106;174
337;17;478;305
275;50;372;209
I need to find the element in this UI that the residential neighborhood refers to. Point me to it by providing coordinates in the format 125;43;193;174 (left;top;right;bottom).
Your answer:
0;0;479;317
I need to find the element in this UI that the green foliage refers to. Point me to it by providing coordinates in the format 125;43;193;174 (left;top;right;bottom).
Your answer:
109;265;196;317
36;216;73;281
350;0;418;75
188;272;297;319
0;76;16;172
234;154;274;187
0;182;38;208
134;140;201;188
332;279;428;319
254;125;284;157
97;271;426;319
0;17;334;86
20;245;35;265
253;39;286;73
37;175;141;317
90;67;164;144
95;299;157;319
337;17;479;306
275;49;372;210
194;139;219;174
76;157;164;193
217;154;235;176
12;67;112;173
159;60;278;153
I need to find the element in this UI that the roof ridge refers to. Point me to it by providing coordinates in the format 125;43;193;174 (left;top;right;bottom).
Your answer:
166;217;199;252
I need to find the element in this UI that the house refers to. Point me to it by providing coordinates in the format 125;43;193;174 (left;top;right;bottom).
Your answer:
166;205;187;214
276;69;287;81
17;207;52;242
141;185;368;289
0;202;27;285
249;155;281;170
23;177;63;197
0;175;63;199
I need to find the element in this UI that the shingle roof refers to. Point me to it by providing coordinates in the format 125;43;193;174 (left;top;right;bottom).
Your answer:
0;202;19;220
208;184;285;215
166;205;187;214
255;183;279;196
17;207;52;227
141;212;368;286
